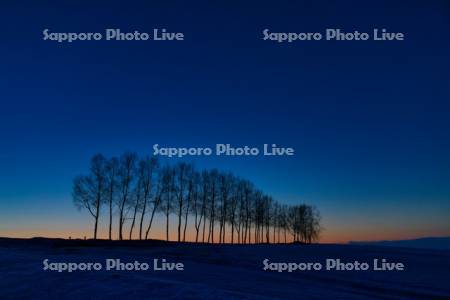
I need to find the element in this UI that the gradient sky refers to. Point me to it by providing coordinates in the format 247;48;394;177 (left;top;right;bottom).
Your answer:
1;0;450;243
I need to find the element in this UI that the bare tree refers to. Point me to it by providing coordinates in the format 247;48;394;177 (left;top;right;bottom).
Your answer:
145;169;163;240
72;154;107;239
117;152;137;240
159;166;175;241
129;172;143;240
280;205;289;243
207;169;219;243
139;157;158;240
272;202;279;243
218;172;232;243
253;191;263;243
191;171;203;242
228;178;239;244
264;196;273;244
200;170;210;243
105;157;119;240
182;164;195;242
174;162;189;242
242;180;253;244
235;180;246;244
304;205;321;243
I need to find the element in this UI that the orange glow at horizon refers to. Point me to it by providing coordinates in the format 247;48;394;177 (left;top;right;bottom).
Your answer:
2;226;449;244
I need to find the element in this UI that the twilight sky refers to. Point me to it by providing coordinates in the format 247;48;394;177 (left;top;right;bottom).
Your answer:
0;0;449;243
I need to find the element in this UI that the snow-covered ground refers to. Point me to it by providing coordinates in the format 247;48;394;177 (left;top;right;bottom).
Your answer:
0;238;449;299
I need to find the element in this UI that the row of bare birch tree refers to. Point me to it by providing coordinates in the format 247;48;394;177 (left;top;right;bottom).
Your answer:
72;152;321;243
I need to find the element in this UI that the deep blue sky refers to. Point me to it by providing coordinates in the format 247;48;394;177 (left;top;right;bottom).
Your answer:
1;0;449;242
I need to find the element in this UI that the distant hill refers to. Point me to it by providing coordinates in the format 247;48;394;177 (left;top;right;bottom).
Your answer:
349;237;450;250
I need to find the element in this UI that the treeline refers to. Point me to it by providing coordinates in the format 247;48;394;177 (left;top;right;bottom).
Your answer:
72;152;321;244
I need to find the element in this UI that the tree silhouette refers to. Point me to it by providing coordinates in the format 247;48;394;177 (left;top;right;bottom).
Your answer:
73;152;322;243
145;167;163;239
174;162;189;242
72;154;107;239
138;157;158;240
117;152;137;240
105;157;118;240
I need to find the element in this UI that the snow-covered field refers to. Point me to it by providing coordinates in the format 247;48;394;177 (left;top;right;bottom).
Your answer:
0;238;449;299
